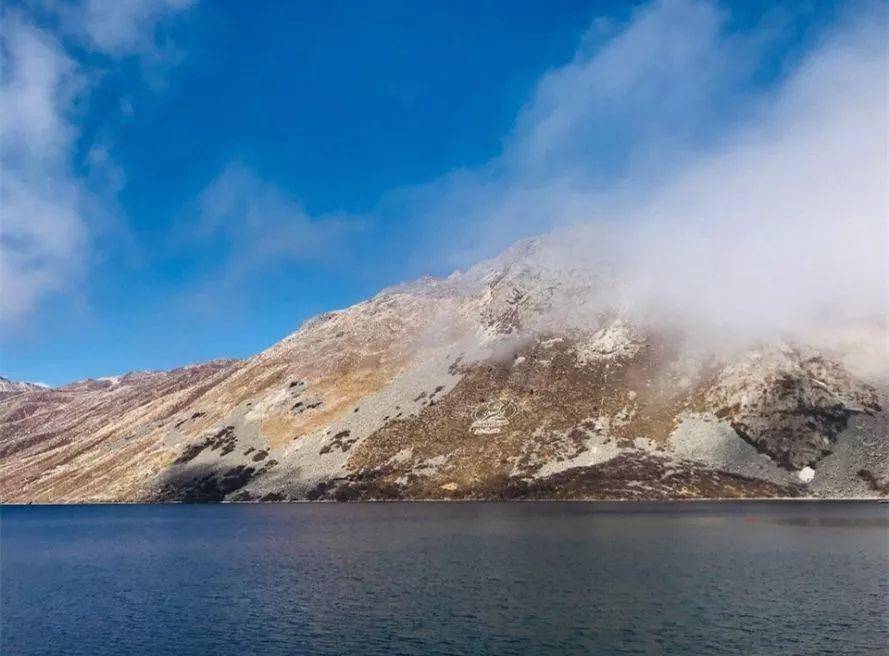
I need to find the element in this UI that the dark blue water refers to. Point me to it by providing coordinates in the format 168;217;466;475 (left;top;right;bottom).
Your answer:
2;502;887;656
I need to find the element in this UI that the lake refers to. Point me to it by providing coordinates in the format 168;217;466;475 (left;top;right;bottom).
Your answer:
1;502;887;655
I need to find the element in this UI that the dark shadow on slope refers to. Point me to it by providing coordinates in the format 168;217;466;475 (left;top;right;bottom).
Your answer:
153;459;278;502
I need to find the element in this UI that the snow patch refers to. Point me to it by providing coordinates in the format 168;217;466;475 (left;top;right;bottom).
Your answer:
798;466;816;483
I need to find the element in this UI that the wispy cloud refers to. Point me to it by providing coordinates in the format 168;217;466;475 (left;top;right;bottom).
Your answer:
62;0;195;58
0;0;194;326
1;11;90;323
384;0;789;270
189;162;355;283
174;162;358;316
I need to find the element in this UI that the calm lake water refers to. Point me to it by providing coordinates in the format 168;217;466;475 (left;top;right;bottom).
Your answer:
1;501;887;656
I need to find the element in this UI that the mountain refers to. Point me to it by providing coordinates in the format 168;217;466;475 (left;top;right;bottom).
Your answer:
0;377;48;401
1;233;886;502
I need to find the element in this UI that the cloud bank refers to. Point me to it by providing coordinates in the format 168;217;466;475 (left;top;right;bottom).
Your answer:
617;17;887;345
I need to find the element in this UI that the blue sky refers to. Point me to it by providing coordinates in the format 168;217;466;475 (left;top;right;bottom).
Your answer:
0;0;880;385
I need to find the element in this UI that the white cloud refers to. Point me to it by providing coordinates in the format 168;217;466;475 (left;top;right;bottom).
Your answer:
0;1;193;326
0;12;88;322
617;19;888;344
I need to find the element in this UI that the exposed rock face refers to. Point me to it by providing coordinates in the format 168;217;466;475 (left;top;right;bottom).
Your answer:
706;349;882;469
1;233;886;502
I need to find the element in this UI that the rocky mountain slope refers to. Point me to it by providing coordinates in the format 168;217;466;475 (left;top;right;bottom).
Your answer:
0;377;47;401
2;233;887;502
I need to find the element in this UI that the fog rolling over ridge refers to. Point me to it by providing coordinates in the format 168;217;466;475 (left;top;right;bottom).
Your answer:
582;15;887;355
408;1;887;363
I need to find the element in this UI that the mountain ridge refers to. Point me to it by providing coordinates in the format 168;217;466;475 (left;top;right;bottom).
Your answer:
2;232;886;502
0;377;48;401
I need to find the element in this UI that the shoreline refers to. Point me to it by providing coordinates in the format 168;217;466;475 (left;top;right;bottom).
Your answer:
2;496;887;507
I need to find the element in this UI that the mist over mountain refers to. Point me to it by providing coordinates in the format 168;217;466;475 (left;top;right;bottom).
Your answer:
415;2;887;361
